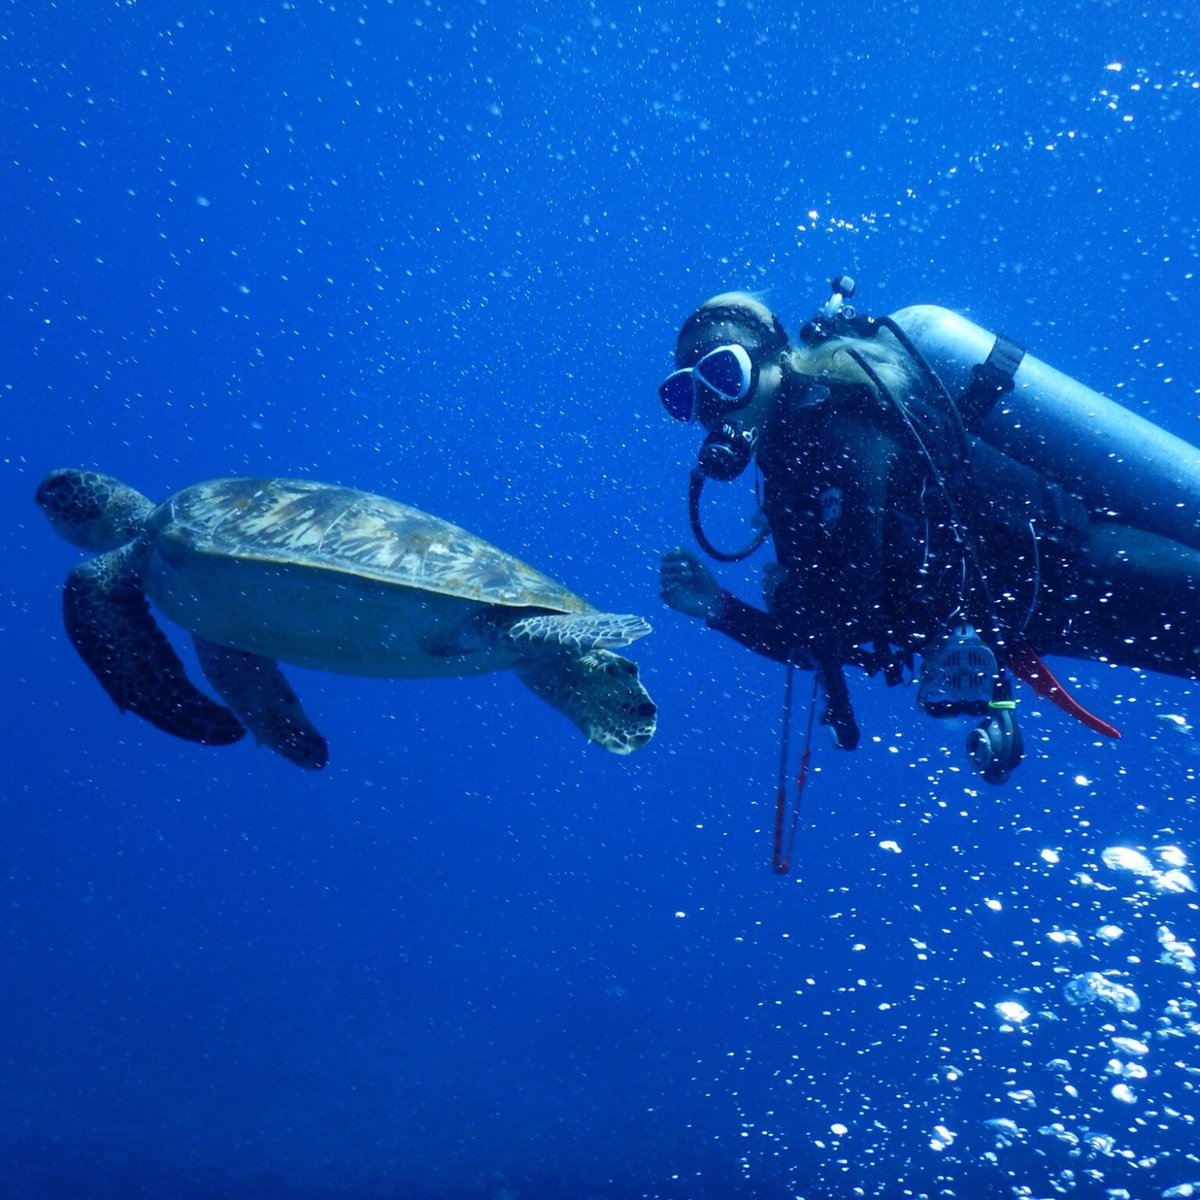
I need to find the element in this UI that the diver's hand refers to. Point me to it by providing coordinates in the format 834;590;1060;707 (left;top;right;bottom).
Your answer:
660;548;724;621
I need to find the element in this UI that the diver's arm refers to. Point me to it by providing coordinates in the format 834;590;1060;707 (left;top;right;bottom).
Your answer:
660;548;812;666
708;594;854;745
707;591;814;666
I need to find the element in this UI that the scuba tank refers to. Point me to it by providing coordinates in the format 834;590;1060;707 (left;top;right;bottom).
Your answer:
870;289;1174;782
889;304;1200;552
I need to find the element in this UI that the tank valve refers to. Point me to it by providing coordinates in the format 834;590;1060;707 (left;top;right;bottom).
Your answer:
821;275;857;323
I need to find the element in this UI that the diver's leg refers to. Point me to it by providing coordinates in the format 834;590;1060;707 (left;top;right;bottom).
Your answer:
1051;523;1200;679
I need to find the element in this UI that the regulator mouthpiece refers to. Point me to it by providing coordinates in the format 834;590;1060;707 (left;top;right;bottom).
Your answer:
698;422;756;481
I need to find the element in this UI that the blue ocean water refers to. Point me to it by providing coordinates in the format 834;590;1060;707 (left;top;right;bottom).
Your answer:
4;2;1200;1197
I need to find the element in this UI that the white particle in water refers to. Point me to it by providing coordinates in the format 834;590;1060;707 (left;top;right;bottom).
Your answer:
1063;971;1140;1013
929;1124;956;1151
1110;1036;1149;1057
995;1000;1030;1024
1155;868;1196;894
1048;929;1082;946
1157;711;1192;729
1102;846;1157;877
1157;926;1197;972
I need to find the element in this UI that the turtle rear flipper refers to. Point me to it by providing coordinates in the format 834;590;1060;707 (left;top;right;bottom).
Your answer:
506;612;652;653
194;638;329;770
516;648;657;754
64;548;245;747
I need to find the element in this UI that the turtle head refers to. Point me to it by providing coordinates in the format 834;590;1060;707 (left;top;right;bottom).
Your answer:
36;468;155;551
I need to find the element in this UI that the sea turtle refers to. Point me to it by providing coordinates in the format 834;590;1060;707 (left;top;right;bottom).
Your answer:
36;469;657;766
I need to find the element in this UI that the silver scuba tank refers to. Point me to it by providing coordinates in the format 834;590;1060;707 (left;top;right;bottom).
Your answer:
889;305;1200;552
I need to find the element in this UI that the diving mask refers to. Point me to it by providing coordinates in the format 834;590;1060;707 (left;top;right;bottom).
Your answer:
658;343;754;423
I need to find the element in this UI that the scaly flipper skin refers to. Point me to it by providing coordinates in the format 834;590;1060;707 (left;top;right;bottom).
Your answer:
194;638;329;769
506;612;652;653
64;546;245;747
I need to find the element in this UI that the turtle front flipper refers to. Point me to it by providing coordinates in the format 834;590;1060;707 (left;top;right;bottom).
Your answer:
63;547;245;747
506;612;652;653
515;648;657;754
194;638;329;770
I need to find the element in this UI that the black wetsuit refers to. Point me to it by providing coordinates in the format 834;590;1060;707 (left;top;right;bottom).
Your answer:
709;368;1200;686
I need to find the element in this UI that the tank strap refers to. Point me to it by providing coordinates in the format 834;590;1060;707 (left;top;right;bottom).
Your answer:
958;333;1026;427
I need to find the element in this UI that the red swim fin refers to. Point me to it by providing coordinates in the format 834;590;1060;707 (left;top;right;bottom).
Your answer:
1007;643;1121;740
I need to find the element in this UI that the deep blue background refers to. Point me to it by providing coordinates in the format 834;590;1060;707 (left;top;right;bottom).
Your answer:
4;3;1200;1197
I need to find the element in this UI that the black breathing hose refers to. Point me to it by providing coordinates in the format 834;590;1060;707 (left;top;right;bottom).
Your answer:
688;467;768;563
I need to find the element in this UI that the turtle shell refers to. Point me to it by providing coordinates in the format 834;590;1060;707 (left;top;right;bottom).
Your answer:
151;477;589;613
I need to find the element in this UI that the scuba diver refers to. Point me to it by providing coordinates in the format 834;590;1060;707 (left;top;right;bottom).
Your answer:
658;278;1200;785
